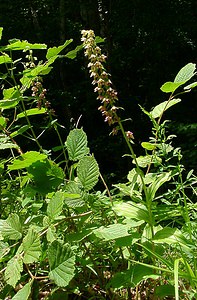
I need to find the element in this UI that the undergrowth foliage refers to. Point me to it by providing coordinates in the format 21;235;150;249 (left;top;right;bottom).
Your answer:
0;27;197;299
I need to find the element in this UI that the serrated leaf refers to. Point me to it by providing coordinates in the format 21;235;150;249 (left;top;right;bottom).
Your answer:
5;255;23;287
22;227;41;263
1;214;22;240
150;99;181;119
12;281;32;300
47;191;64;220
48;241;75;287
174;62;196;83
66;128;89;161
46;39;73;59
77;156;99;191
93;224;130;241
47;226;56;243
16;108;47;119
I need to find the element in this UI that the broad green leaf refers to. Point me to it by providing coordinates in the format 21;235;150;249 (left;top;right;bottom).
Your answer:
155;285;175;298
27;159;64;194
48;241;75;287
0;142;19;150
46;39;73;59
147;172;171;202
10;125;30;138
5;40;47;51
0;214;22;240
3;86;20;99
65;44;83;59
77;156;99;191
174;62;196;83
22;227;41;263
93;224;130;241
47;226;57;243
47;191;64;220
16;107;47;119
66;128;89;161
0;99;19;109
8;151;47;170
141;142;157;151
150;98;181;119
113;202;149;223
12;281;32;300
0;27;3;40
134;155;162;168
0;54;12;64
160;81;183;93
5;255;23;287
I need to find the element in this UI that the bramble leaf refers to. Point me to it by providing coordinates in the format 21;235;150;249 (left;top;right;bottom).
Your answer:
48;241;75;287
66;128;89;161
5;255;23;287
0;214;22;240
22;227;41;263
77;156;99;191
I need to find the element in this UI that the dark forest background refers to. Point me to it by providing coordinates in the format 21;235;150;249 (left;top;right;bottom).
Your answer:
0;0;196;181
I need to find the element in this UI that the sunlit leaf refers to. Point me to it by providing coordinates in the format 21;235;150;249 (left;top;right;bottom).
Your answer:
65;44;83;59
5;40;47;51
0;214;22;240
10;125;30;138
77;156;99;191
0;54;12;64
48;241;75;287
160;82;183;93
150;99;181;119
147;172;171;202
8;151;47;170
46;39;73;59
66;128;89;161
93;224;131;241
141;142;157;150
174;62;196;83
0;27;3;40
12;281;32;300
113;202;149;223
47;191;64;220
5;255;23;287
16;107;47;119
22;227;41;263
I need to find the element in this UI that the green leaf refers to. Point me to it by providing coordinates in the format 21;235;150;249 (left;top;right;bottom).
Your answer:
16;108;47;119
0;117;7;129
8;151;47;170
150;99;181;119
0;214;22;240
47;191;64;220
0;27;3;40
113;202;149;223
66;128;89;161
5;255;23;287
184;81;197;90
48;241;75;287
160;81;183;93
0;99;19;109
146;172;171;202
47;226;57;243
12;282;32;300
5;40;47;51
141;142;157;151
77;156;99;191
93;224;131;241
174;62;196;83
22;227;41;263
46;39;73;59
10;125;30;138
0;54;12;65
65;44;83;59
